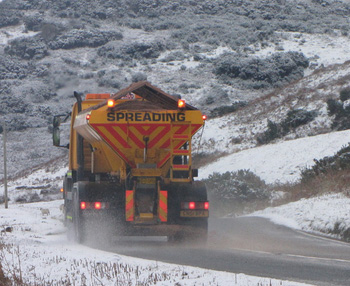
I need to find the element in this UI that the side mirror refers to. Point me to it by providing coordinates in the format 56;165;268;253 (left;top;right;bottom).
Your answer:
52;114;70;148
53;116;61;128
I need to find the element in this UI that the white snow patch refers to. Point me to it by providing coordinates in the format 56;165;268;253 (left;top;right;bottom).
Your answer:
199;129;350;184
254;31;350;69
0;24;39;45
250;193;350;239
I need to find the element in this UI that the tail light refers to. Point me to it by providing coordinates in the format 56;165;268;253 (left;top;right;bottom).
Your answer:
181;201;209;210
80;202;108;210
80;202;86;210
94;202;101;210
202;115;207;121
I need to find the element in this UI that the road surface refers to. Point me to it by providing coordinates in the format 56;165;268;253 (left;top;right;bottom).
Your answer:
92;217;350;285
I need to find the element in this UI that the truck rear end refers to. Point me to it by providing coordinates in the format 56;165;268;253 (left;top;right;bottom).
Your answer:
53;81;209;243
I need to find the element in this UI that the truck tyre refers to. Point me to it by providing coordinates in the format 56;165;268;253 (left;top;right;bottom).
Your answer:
72;191;84;243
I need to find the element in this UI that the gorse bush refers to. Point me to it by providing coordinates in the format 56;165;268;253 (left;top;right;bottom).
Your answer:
214;51;309;89
210;101;248;118
202;170;270;214
257;109;317;144
327;88;350;130
301;144;350;183
48;29;122;50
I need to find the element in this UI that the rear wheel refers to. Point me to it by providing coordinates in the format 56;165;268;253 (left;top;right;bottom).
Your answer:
72;191;85;243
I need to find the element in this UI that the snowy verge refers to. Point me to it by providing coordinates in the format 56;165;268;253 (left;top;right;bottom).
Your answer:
199;130;350;184
0;200;311;286
249;193;350;241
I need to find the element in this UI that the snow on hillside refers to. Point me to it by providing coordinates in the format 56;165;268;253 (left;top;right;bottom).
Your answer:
253;31;350;72
199;129;350;184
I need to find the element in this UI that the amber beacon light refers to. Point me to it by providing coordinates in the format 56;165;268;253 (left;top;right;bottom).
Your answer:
178;99;186;109
107;99;115;108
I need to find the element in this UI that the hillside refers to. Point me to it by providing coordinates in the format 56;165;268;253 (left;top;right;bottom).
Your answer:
1;0;350;179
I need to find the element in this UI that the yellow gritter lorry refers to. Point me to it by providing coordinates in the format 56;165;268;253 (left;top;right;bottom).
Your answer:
53;81;209;243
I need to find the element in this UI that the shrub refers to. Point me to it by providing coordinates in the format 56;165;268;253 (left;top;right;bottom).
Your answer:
97;41;163;60
257;120;281;145
257;109;317;144
210;101;248;118
214;51;309;89
281;109;317;133
131;72;147;82
48;29;122;50
0;56;28;80
300;144;350;183
327;89;350;130
0;8;21;28
23;14;43;31
202;170;270;215
5;36;48;60
97;71;122;88
327;98;343;116
340;88;350;102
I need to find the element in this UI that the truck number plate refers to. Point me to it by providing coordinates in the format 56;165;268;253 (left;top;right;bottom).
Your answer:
180;210;209;217
138;177;156;185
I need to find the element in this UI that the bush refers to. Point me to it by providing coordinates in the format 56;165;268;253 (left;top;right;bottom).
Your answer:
214;51;309;89
210;101;248;118
257;109;317;144
98;41;163;60
97;71;122;88
202;170;270;215
327;89;350;130
257;120;281;145
5;36;48;60
0;56;28;80
340;88;350;102
0;8;21;28
23;14;43;31
327;98;343;116
301;144;350;183
48;29;122;50
131;72;147;82
281;109;317;133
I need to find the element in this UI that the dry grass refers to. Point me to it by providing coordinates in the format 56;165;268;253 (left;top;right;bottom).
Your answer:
192;151;229;168
273;169;350;205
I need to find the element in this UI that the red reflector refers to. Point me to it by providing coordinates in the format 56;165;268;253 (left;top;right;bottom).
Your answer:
189;202;195;209
204;202;209;210
178;99;186;109
80;202;86;210
202;115;207;120
107;99;115;108
86;114;91;120
94;202;101;210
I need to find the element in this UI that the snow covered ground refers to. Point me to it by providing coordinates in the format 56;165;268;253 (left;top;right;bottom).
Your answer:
250;192;350;241
199;129;350;184
0;200;310;286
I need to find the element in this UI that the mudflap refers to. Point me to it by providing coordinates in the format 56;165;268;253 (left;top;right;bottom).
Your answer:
167;181;209;244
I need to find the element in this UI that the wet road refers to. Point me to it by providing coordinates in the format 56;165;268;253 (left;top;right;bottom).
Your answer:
93;217;350;285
